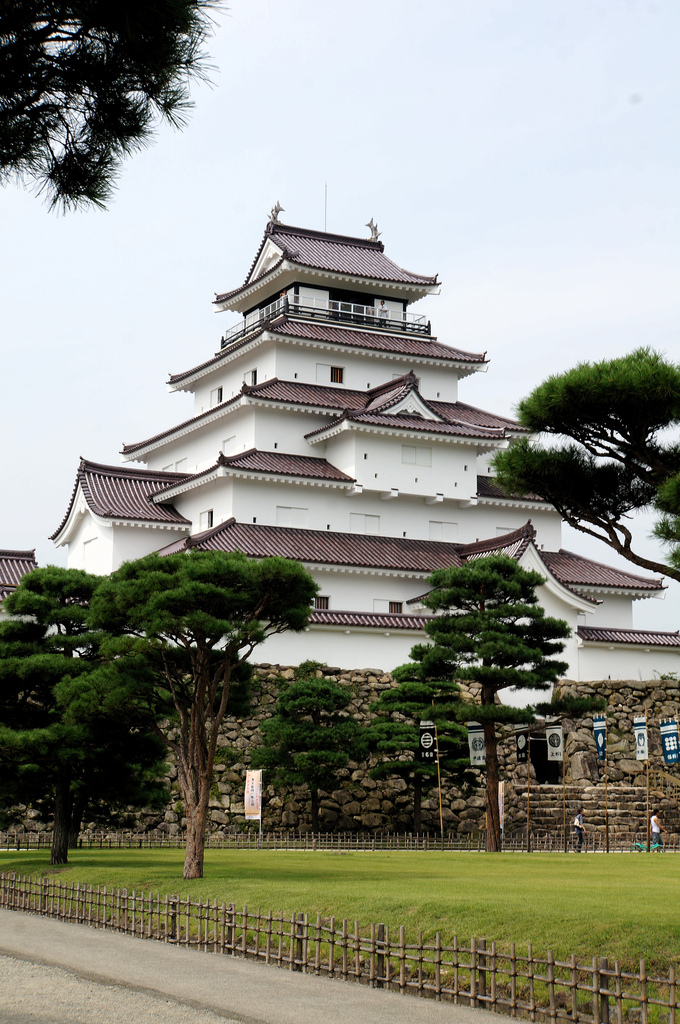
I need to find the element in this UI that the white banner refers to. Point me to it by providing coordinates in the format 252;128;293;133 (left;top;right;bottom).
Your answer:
244;770;262;819
634;716;648;761
467;722;486;766
545;719;564;762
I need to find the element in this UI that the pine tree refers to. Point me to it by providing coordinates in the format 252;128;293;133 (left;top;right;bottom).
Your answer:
0;566;168;864
404;555;571;852
88;550;318;877
251;662;367;832
366;676;469;833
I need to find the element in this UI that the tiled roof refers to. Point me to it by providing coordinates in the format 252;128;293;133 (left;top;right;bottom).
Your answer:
309;609;432;630
121;398;241;455
154;450;355;495
215;222;438;304
168;319;486;387
540;550;664;592
246;378;370;411
577;626;680;647
157;519;464;573
305;411;506;441
272;319;484;364
0;549;38;600
476;475;548;503
458;523;537;563
50;460;191;540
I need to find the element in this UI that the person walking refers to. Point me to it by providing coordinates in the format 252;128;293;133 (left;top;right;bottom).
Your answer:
573;807;585;852
651;809;667;848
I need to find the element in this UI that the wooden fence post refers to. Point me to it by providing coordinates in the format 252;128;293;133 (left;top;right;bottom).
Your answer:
376;923;385;989
599;957;610;1024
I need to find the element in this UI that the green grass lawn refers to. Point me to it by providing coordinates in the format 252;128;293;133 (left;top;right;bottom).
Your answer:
2;849;678;971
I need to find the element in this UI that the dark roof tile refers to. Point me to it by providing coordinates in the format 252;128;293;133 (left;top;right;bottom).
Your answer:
0;549;38;598
50;461;191;540
577;626;680;647
309;609;432;630
158;519;464;573
541;550;664;591
215;222;438;304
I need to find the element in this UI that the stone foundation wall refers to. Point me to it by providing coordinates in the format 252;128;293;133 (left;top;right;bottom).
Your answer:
11;667;680;836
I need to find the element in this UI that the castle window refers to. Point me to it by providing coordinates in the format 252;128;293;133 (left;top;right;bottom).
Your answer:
389;602;403;614
349;513;380;535
330;366;344;384
315;596;330;610
429;521;458;541
276;505;308;528
199;509;214;530
402;445;431;466
210;386;223;407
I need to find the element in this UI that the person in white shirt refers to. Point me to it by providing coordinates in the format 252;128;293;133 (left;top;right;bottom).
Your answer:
651;810;667;848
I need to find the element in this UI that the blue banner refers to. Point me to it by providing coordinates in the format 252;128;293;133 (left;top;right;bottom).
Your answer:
660;719;680;765
593;715;607;762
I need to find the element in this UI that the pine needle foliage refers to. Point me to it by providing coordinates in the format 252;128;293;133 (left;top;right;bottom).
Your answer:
493;348;680;581
0;0;220;209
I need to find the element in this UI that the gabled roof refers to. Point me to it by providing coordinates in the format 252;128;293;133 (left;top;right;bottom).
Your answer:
157;519;465;574
457;522;537;563
577;626;680;647
0;549;38;600
540;550;664;592
305;410;505;444
167;317;486;389
50;460;192;540
152;450;355;498
126;373;519;460
214;222;439;307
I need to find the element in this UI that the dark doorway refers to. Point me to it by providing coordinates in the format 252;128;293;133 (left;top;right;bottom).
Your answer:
530;736;560;785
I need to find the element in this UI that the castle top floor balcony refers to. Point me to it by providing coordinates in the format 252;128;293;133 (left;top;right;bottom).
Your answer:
220;294;432;350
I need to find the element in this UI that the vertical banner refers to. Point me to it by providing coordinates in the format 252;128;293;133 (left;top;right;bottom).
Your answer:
593;714;607;762
545;719;564;761
515;726;528;764
419;720;437;763
498;780;505;832
467;722;486;766
660;719;680;765
244;770;262;819
634;716;649;761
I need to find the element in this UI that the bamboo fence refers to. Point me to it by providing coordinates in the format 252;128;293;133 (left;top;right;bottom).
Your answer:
1;829;677;853
0;872;676;1023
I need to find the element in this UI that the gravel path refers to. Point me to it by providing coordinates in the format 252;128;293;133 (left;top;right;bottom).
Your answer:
0;954;240;1024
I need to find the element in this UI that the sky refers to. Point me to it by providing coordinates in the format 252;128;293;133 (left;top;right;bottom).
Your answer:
2;0;679;631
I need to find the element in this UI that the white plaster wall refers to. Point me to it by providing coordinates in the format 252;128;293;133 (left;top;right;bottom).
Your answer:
310;569;430;612
257;627;423;672
324;431;476;503
111;524;186;569
172;477;235;531
272;342;460;401
575;645;680;682
65;512;115;574
144;407;257;474
465;503;563;549
191;342;278;411
583;593;636;629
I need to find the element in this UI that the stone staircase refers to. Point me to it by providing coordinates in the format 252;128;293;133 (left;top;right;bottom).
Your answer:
504;782;680;837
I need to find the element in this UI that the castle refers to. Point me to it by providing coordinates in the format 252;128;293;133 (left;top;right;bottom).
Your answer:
42;213;677;678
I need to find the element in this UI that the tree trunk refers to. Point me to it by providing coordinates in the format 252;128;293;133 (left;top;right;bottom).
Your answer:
51;774;72;865
68;791;87;849
413;775;422;833
310;789;319;832
182;783;210;879
483;720;501;852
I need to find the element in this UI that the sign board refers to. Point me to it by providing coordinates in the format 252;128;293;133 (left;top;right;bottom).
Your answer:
419;721;437;763
467;721;486;766
515;727;528;764
244;770;262;819
634;716;648;761
593;715;607;762
660;719;680;765
545;719;564;762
